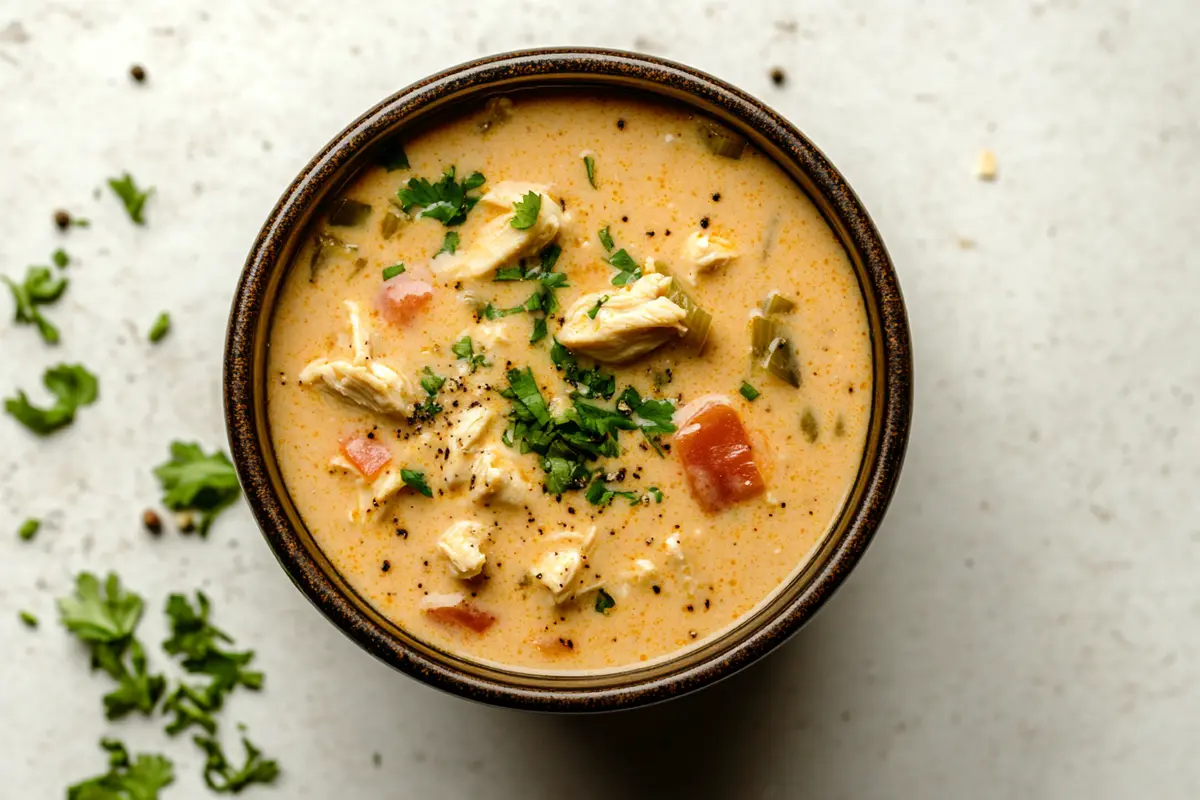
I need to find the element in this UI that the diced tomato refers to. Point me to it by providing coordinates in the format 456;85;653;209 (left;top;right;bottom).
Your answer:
379;278;433;325
425;601;497;633
534;634;578;656
340;435;392;480
673;396;765;512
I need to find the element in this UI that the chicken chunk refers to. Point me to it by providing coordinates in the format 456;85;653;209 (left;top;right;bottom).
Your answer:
438;520;489;579
557;273;687;364
430;181;564;281
329;458;408;523
529;528;595;603
682;231;738;279
444;406;495;487
299;300;416;417
470;446;533;506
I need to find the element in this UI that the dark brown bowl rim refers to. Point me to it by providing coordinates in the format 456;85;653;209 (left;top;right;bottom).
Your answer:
224;47;912;712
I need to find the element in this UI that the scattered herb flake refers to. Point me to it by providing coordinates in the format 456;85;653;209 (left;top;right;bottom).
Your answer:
148;312;171;343
437;231;460;256
382;263;406;281
19;610;38;628
107;173;153;225
550;339;615;400
419;366;446;396
648;486;664;503
3;265;68;344
598;226;614;252
67;739;174;800
379;140;410;171
585;478;639;507
451;335;488;373
586;295;609;319
584;155;597;188
801;408;819;443
163;592;264;698
510;190;541;230
739;381;760;401
594;588;615;614
153;442;240;536
194;734;280;794
5;363;98;435
607;248;642;285
397;166;486;226
530;316;548;344
400;468;433;497
52;248;70;268
18;517;40;541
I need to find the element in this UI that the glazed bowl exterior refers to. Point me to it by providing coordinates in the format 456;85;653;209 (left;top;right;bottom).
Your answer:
224;48;912;711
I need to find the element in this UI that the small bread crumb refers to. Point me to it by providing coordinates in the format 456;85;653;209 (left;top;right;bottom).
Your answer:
975;149;998;181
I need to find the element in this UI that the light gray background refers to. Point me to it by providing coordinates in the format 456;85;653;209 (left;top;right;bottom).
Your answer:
2;1;1198;797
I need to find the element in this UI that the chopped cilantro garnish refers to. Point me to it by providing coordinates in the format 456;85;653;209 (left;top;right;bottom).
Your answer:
598;226;614;252
378;140;410;171
586;295;609;319
585;478;639;506
401;468;433;497
739;381;760;401
382;263;406;281
530;316;548;344
503;368;551;426
420;366;446;396
510;190;541;230
19;609;38;628
18;517;40;541
584;155;597;188
153;442;240;537
57;572;167;720
5;363;98;435
550;340;615;399
3;265;68;344
594;588;615;614
451;335;488;373
195;733;281;794
397;166;486;226
108;172;153;225
52;248;70;268
148;312;171;343
163;592;264;697
616;386;677;455
607;248;642;286
67;739;174;800
437;231;460;256
648;486;664;503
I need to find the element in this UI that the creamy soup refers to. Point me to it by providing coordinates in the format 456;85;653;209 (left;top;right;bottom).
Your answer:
266;92;871;672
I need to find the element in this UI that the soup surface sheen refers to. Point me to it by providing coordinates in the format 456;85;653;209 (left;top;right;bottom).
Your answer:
267;93;872;672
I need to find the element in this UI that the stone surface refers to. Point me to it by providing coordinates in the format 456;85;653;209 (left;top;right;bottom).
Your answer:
2;1;1199;797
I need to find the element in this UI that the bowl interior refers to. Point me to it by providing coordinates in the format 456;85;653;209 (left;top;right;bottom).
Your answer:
225;48;912;711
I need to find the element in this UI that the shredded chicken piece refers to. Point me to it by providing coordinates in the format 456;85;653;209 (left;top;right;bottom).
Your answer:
298;300;415;416
430;181;564;281
442;407;533;505
557;273;687;364
682;231;738;279
438;520;489;579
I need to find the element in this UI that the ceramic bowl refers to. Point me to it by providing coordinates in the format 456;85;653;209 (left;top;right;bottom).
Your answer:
224;48;912;711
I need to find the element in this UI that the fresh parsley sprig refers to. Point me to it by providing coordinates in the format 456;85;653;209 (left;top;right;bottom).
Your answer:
5;363;98;435
108;172;153;225
67;739;174;800
153;441;241;536
397;166;485;226
3;264;67;344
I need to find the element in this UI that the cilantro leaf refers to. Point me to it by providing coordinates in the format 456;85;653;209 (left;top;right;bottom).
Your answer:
420;366;446;396
598;226;614;252
58;573;166;720
152;442;240;536
378;139;410;171
503;368;551;426
3;265;67;344
584;155;597;188
594;588;615;614
607;248;642;285
195;734;281;794
18;517;40;541
148;312;170;343
530;316;548;344
510;190;541;230
451;335;488;373
437;231;460;256
401;468;433;497
5;363;98;435
397;166;486;226
67;739;174;800
585;478;639;507
108;173;153;225
162;683;221;736
586;295;609;319
163;592;263;695
550;340;615;399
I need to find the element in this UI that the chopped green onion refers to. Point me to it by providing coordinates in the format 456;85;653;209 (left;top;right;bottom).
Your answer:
598;226;614;252
382;263;406;281
739;382;760;401
148;312;171;343
18;610;38;628
586;296;609;319
18;518;40;541
584;155;597;188
52;249;70;268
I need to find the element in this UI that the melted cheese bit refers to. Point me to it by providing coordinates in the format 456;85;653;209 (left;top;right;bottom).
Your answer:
529;528;596;603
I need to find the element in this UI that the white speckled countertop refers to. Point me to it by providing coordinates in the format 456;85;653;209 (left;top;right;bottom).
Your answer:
3;1;1199;797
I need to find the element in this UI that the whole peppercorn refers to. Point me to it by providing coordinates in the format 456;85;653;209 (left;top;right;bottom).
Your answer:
769;67;787;86
142;509;163;535
53;210;71;230
130;64;147;83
